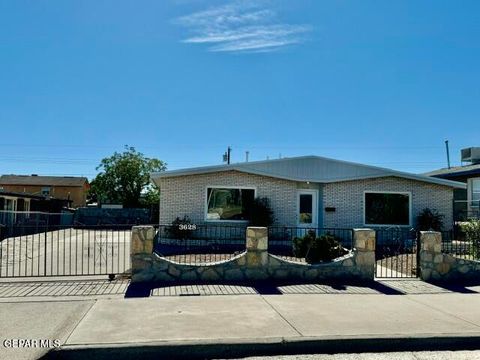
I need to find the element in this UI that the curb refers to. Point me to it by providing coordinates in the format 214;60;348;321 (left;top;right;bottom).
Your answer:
42;334;480;359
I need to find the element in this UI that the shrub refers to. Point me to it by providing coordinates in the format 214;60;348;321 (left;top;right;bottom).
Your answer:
245;197;275;227
166;215;193;239
459;219;480;259
293;231;348;264
416;208;444;231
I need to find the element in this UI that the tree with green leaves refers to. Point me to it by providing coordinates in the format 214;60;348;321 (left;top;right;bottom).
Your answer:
89;146;166;208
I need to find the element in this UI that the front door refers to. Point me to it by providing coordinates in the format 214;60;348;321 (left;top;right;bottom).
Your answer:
297;190;318;228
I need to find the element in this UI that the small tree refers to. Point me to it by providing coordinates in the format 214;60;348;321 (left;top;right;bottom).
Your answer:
416;208;444;231
245;197;275;227
89;146;166;208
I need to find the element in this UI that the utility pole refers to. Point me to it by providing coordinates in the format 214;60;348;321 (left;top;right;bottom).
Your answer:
223;146;231;164
445;140;451;169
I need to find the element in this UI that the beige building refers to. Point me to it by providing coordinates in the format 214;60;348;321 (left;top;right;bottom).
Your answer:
151;156;465;230
0;175;89;208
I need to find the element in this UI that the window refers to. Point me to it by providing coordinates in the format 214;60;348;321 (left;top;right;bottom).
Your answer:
364;192;410;226
472;179;480;208
41;187;51;196
206;187;255;221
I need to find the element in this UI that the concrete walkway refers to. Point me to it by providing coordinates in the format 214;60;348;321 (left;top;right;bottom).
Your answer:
1;279;480;359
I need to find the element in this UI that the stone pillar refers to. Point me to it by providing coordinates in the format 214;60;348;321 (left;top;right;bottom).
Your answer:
419;231;443;281
244;227;269;280
353;229;376;280
131;226;156;282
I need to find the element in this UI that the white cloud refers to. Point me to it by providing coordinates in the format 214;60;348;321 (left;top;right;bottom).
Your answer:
175;1;311;53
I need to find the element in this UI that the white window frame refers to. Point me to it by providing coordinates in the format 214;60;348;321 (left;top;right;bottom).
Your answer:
363;191;412;227
470;178;480;209
204;185;257;223
296;189;319;227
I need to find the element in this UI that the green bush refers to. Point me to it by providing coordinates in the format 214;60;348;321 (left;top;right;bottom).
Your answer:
293;231;348;263
416;208;444;231
459;219;480;259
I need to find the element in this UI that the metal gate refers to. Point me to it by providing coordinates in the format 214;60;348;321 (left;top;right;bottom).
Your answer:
0;224;131;278
375;228;419;278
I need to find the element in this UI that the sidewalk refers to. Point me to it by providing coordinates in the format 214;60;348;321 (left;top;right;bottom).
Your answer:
1;280;480;359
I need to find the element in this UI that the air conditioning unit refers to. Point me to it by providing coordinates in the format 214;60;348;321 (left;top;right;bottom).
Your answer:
461;147;480;164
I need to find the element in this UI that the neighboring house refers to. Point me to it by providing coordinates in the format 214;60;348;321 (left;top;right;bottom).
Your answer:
0;190;73;227
0;175;89;208
425;147;480;220
151;156;465;230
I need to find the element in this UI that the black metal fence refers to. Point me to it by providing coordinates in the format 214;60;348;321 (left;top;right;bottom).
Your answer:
0;224;131;278
153;224;247;264
375;228;418;278
267;226;353;263
442;229;480;261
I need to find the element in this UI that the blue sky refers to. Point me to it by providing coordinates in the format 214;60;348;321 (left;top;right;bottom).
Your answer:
1;0;479;179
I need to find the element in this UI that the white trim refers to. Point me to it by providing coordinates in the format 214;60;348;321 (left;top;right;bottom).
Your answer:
468;178;480;210
363;190;412;227
204;185;257;223
296;189;319;227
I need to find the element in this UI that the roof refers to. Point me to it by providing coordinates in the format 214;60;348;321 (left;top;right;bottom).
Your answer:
0;175;88;187
151;155;466;189
424;163;480;178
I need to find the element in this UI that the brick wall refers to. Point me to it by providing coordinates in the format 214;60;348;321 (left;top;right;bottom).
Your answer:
157;170;298;226
323;176;454;229
157;172;454;230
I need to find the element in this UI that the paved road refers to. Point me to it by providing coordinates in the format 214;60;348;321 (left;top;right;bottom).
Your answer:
1;289;480;359
0;300;94;360
234;351;480;359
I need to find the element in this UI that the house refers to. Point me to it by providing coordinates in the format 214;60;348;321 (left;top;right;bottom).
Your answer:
0;190;73;229
151;155;465;230
0;175;89;208
425;147;480;220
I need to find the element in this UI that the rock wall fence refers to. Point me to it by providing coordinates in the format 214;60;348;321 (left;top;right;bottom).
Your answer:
419;231;480;282
130;226;376;283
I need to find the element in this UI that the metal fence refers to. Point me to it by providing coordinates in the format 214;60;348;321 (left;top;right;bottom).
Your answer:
153;224;247;264
375;228;419;278
0;211;75;239
0;224;131;278
442;229;480;261
267;226;353;263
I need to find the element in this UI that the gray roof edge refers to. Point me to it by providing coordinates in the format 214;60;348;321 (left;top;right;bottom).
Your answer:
150;155;466;189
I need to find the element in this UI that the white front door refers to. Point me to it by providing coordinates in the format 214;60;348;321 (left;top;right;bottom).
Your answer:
297;190;318;228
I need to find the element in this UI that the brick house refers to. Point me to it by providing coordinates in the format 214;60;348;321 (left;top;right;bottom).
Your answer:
151;156;465;230
0;175;89;208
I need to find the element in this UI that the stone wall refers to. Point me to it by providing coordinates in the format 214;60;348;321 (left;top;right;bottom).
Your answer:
419;231;480;281
130;226;376;283
323;176;454;229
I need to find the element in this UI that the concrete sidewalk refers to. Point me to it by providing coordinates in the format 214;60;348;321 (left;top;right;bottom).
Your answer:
39;292;480;359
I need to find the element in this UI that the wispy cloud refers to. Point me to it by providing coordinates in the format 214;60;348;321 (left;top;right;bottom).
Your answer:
175;1;312;53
